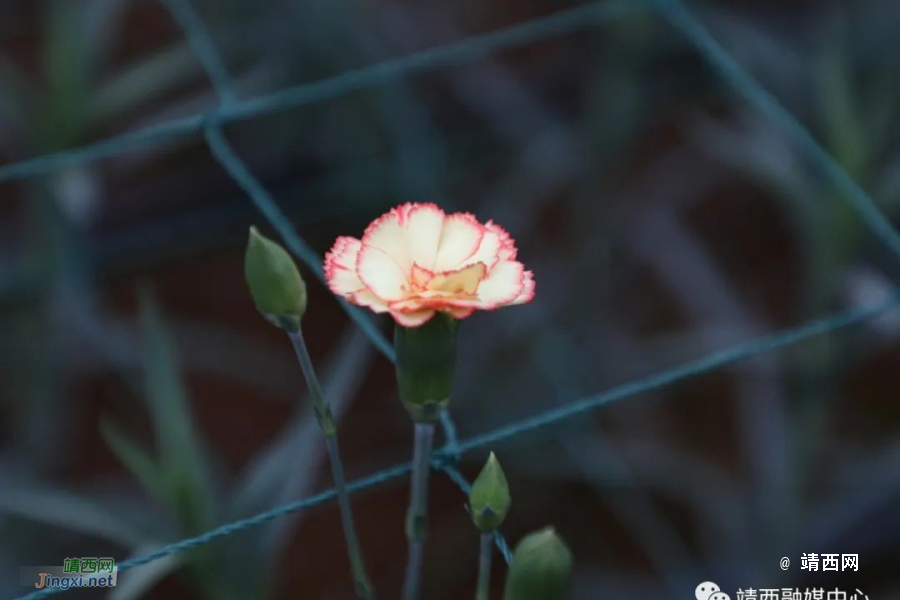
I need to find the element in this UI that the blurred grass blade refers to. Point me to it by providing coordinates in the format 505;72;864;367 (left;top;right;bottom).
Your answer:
816;7;866;180
229;329;373;567
94;43;204;119
138;289;215;533
109;547;183;600
0;56;32;145
0;483;145;547
40;0;92;148
81;0;130;75
100;417;169;509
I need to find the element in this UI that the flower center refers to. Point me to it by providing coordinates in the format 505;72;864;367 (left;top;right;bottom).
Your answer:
407;262;486;298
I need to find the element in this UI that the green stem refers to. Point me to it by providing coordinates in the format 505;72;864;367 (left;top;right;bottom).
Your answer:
402;422;435;600
289;330;374;600
475;533;493;600
325;434;374;600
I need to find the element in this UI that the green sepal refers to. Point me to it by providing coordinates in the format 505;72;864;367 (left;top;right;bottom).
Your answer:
394;313;458;422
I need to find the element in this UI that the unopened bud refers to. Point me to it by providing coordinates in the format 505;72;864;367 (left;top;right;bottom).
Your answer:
244;227;307;330
504;527;573;600
469;452;510;531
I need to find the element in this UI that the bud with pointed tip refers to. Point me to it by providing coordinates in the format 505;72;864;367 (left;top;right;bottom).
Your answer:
504;527;573;600
245;227;307;331
469;452;511;532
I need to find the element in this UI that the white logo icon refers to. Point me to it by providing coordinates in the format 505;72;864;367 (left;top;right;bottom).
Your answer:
695;581;730;600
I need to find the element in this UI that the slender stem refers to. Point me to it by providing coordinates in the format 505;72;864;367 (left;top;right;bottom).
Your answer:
475;533;493;600
289;329;374;600
325;435;374;600
402;422;435;600
289;329;335;434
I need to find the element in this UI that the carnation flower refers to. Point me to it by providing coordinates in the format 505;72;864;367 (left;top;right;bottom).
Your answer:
324;202;535;326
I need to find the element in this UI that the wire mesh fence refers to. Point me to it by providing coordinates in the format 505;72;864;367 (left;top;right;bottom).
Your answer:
5;0;900;598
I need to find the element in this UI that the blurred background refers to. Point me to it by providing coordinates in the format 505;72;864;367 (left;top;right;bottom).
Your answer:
2;0;900;598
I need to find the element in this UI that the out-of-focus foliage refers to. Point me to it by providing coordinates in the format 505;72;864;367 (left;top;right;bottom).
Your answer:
3;0;900;598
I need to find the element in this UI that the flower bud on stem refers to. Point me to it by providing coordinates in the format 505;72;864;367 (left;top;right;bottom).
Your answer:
246;227;372;597
469;453;511;532
245;227;307;332
503;528;572;600
470;453;510;600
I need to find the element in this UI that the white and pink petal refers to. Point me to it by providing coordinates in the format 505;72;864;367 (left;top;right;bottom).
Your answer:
361;207;411;272
434;212;485;272
403;203;445;269
471;260;525;309
486;221;518;261
324;236;365;296
463;230;503;270
443;306;475;319
510;269;535;305
390;307;436;327
352;289;391;312
357;245;409;301
326;204;534;326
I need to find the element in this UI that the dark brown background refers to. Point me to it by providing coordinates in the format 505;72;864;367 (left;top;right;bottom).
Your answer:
2;0;900;598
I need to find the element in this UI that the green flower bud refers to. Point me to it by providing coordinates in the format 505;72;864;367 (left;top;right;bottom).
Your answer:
504;527;573;600
244;227;307;331
469;452;511;531
394;312;457;422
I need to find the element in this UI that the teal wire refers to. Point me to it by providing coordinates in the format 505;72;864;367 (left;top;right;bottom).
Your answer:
204;121;396;361
158;0;236;103
9;293;899;600
8;0;900;597
176;0;486;579
455;293;900;455
9;463;413;600
0;0;643;184
158;0;397;360
165;0;455;444
654;0;900;261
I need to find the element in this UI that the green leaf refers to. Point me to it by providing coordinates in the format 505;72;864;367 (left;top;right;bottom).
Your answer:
38;0;92;148
816;8;867;180
0;55;33;143
0;482;146;548
138;289;215;534
100;418;169;510
109;547;182;600
35;0;128;146
93;43;203;120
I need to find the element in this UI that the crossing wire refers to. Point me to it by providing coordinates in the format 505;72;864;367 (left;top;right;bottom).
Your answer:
7;0;900;598
166;0;509;565
0;0;644;183
164;0;499;566
11;292;900;600
653;0;900;261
